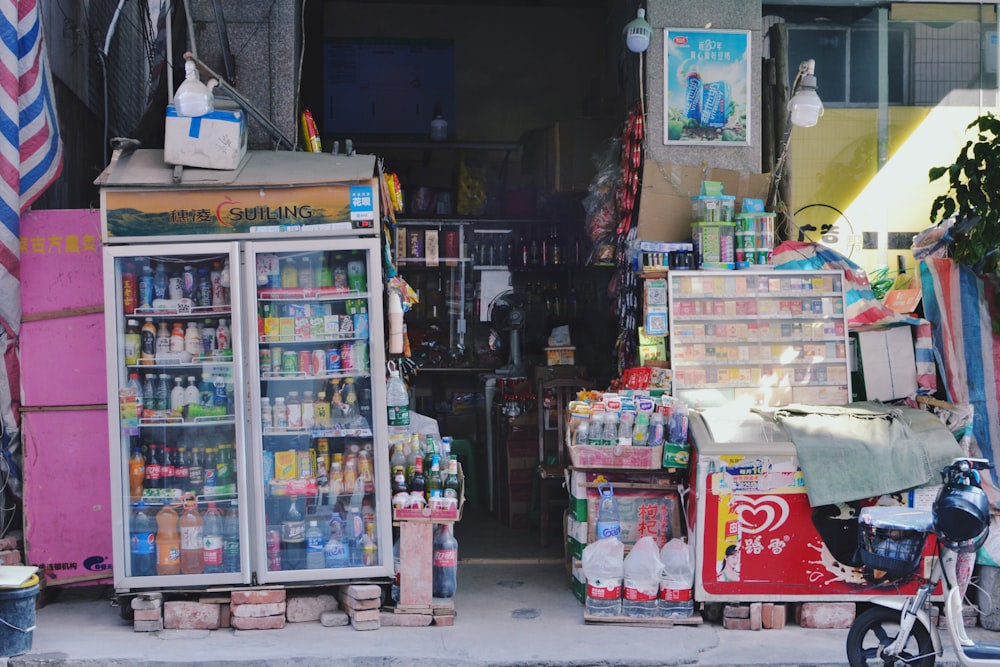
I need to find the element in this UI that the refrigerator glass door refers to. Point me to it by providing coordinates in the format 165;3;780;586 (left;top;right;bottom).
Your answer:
245;238;391;582
104;242;250;589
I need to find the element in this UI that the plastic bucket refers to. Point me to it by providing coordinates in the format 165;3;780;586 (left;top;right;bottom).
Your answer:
0;574;38;657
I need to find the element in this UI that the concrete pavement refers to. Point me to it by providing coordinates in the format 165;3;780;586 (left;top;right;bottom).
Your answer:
4;561;995;666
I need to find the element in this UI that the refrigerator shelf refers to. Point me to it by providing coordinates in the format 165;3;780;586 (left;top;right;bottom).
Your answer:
259;334;368;345
131;357;234;369
136;488;238;506
261;371;371;381
257;287;369;302
132;305;233;317
263;427;373;438
139;416;236;427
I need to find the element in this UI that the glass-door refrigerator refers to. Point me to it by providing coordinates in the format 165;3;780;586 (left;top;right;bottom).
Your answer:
101;149;392;591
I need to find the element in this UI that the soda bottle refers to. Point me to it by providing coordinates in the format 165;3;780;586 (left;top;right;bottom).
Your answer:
432;523;458;598
139;262;154;310
124;320;141;366
188;446;204;491
155;503;181;575
266;528;281;571
197;267;212;307
410;456;426;498
155;321;170;356
153;261;169;300
426;454;442;504
172;446;190;494
280;497;306;570
130;501;156;577
324;515;348;568
140;318;156;365
161;446;175;491
145;443;162;490
127;372;144;421
360;521;377;566
595;482;621;540
170;377;185;418
129;445;145;503
305;519;325;569
443;455;461;510
202;501;224;574
179;494;204;574
222;500;241;573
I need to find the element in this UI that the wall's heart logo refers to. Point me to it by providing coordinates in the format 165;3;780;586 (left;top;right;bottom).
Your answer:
730;495;790;534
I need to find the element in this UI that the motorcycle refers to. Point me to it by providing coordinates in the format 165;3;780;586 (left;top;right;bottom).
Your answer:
847;457;1000;667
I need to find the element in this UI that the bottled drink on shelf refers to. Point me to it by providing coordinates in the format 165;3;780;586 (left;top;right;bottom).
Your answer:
298;255;315;289
305;519;325;569
170;322;185;352
130;501;156;577
170;377;185;417
144;443;162;490
124;320;140;366
210;261;226;310
181;265;196;300
161;446;175;490
443;455;461;508
386;368;410;430
197;267;212;308
287;391;302;430
324;515;348;568
410;455;426;499
426;454;442;503
432;523;458;598
261;397;273;430
360;521;377;566
617;412;634;447
153;262;168;301
314;391;330;428
595;482;621;540
184;322;202;357
202;501;224;574
155;503;181;575
280;497;306;570
280;258;298;288
140;318;156;365
155;321;170;356
222;500;240;573
266;527;281;571
173;445;190;493
216;318;231;352
139;263;154;310
273;397;288;430
179;495;204;574
126;372;144;422
188;447;204;491
129;445;145;502
588;411;605;446
156;374;170;417
301;390;315;429
184;376;199;410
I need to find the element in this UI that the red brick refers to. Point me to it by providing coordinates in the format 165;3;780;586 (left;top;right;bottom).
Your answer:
724;604;749;618
771;604;787;630
231;615;286;630
797;602;855;629
230;589;286;605
320;610;350;627
723;616;751;630
749;602;762;630
380;611;433;627
761;603;774;629
346;607;380;623
0;550;22;565
133;619;163;632
163;601;221;630
231;601;286;618
351;618;380;631
344;584;382;600
432;614;455;626
0;535;21;551
133;608;162;622
286;594;338;623
341;596;379;611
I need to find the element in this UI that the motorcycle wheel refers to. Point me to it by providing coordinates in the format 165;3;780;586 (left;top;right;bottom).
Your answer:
846;606;935;667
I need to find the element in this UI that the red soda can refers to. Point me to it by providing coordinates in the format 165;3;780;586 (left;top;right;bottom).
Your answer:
266;529;281;571
313;349;327;376
340;342;354;371
298;350;312;376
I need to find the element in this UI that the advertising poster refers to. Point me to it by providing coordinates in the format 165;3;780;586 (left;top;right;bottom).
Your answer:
663;28;751;145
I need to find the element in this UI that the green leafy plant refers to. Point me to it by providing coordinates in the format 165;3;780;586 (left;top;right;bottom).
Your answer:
929;113;1000;276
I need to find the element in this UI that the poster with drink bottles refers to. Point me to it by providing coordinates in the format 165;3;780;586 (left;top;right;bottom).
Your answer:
663;28;751;145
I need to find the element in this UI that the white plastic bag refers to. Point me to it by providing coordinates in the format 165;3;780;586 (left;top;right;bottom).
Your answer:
623;536;662;617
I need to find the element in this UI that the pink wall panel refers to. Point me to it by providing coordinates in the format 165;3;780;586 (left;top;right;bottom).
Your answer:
23;410;113;584
19;209;106;407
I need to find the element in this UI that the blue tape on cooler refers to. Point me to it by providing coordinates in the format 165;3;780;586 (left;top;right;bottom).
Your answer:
188;116;202;138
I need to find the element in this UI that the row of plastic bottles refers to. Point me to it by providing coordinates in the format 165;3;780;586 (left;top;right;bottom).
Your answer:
574;409;666;448
130;496;240;577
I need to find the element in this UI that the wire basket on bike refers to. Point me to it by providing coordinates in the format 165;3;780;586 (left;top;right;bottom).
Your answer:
857;507;933;578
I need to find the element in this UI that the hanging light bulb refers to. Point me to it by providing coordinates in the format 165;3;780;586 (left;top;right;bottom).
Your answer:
624;8;652;54
788;59;824;128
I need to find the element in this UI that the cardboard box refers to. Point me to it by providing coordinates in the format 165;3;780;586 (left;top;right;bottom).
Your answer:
545;346;576;366
164;104;247;170
568;443;663;470
637;161;771;242
855;326;918;401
